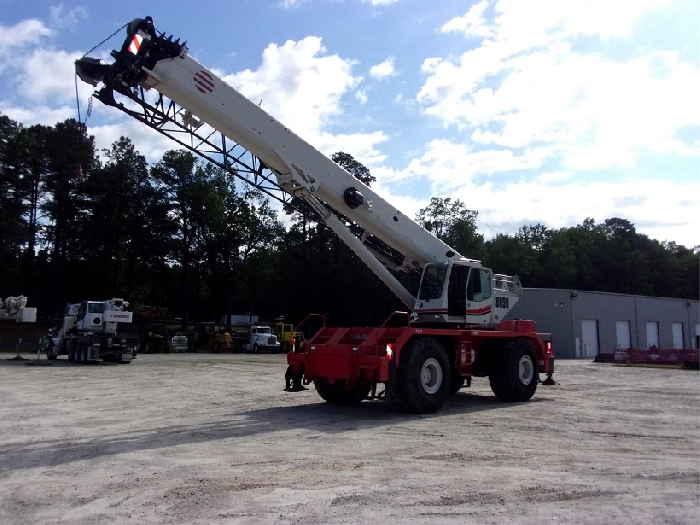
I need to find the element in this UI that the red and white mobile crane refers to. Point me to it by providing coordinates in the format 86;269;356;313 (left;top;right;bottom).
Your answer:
76;16;554;413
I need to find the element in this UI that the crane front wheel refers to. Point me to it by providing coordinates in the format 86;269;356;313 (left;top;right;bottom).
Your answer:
393;337;450;414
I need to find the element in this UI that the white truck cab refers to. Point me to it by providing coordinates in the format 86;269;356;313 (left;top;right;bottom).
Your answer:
244;326;280;353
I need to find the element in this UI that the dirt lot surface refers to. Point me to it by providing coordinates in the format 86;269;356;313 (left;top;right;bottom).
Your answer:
0;353;698;524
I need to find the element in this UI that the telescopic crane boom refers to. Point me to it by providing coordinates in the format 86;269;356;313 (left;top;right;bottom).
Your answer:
75;16;522;327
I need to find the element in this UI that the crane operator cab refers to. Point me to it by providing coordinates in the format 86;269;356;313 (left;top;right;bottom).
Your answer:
413;261;522;326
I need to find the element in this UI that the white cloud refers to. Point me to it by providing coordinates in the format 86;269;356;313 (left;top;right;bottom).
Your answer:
0;103;77;127
0;18;98;114
0;20;54;75
222;36;386;158
420;0;699;173
440;0;494;39
441;0;672;45
279;0;308;8
369;57;397;79
88;120;183;163
379;138;548;184
355;89;368;104
313;131;389;166
362;0;400;5
0;19;53;52
467;177;700;248
19;49;85;103
50;5;88;29
224;37;357;135
535;171;570;183
377;139;700;247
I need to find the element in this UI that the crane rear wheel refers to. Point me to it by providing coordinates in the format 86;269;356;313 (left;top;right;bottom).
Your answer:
489;338;538;402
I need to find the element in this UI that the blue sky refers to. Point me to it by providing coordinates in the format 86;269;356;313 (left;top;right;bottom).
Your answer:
1;0;698;248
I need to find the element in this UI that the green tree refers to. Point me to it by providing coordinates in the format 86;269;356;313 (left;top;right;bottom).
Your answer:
416;197;484;259
151;150;208;320
483;234;540;286
0;115;28;293
538;232;577;288
40;119;97;307
82;137;172;302
517;223;553;252
331;151;376;187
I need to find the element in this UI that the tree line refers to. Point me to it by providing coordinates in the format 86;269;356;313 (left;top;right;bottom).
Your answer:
1;114;697;327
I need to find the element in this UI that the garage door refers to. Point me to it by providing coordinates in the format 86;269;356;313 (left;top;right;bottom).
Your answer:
672;323;684;349
646;321;659;348
615;320;631;349
581;320;599;357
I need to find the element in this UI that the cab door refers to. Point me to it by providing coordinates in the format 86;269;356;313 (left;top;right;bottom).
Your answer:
464;267;492;325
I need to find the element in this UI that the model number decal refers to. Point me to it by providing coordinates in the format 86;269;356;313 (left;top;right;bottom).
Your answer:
495;297;509;308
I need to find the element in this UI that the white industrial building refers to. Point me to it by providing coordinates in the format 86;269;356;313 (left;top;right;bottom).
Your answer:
505;289;700;359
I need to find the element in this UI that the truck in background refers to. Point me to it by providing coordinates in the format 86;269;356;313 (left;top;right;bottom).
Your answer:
243;325;280;353
222;315;280;353
46;298;138;363
170;333;189;352
275;314;327;353
274;317;301;353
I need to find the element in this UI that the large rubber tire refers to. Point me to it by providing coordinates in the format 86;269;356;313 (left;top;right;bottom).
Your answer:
314;379;371;405
392;337;450;414
489;338;538;402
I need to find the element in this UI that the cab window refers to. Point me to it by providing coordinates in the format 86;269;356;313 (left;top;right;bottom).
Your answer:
418;263;448;300
88;302;104;313
467;268;492;302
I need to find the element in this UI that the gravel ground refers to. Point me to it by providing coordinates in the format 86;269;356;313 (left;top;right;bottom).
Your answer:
0;353;698;524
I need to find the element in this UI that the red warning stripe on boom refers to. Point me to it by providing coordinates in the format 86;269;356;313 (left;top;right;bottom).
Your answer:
194;71;214;93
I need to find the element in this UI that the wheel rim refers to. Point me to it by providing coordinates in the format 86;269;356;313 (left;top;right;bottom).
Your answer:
518;354;535;385
420;358;443;395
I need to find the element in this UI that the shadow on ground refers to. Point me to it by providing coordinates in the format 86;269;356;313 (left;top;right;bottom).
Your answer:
0;389;545;472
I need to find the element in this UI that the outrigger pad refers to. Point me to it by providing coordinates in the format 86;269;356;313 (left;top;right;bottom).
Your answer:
541;374;557;385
